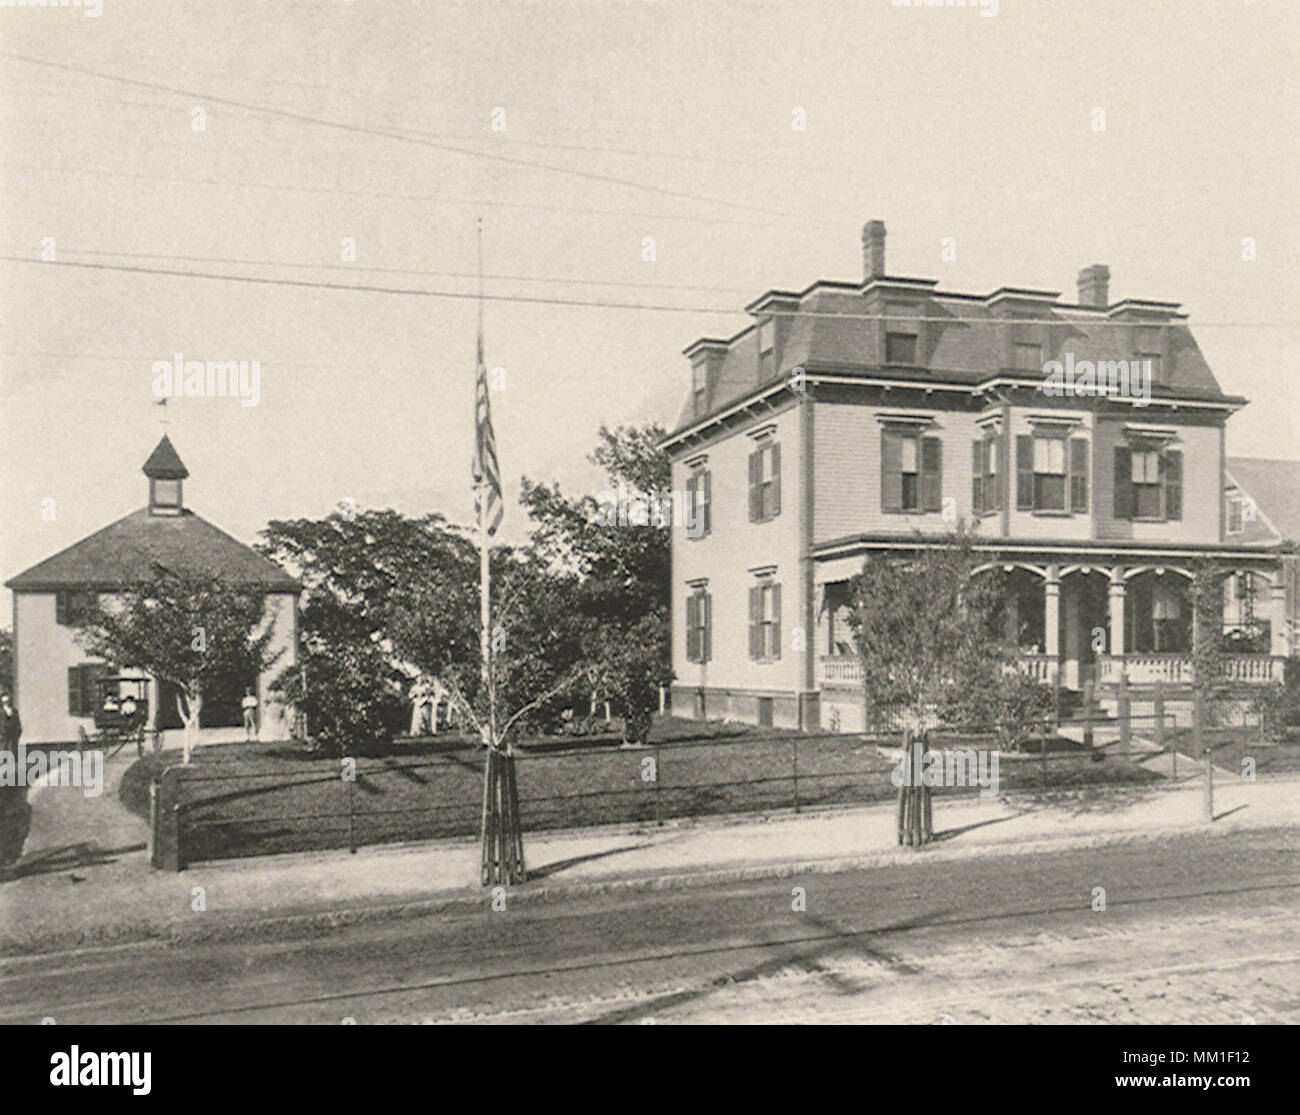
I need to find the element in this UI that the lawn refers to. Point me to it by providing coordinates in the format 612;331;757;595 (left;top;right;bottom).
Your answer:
120;716;1164;865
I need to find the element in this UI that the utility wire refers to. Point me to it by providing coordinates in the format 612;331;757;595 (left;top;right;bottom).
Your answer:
4;159;799;229
2;254;1294;329
0;52;842;228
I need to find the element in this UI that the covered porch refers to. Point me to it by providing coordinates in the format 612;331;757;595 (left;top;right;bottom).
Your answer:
814;548;1290;709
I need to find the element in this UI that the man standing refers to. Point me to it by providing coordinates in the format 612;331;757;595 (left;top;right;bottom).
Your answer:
1;690;19;755
241;687;258;742
0;691;29;866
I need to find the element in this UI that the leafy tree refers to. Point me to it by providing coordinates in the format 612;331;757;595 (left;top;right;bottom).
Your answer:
77;565;280;762
846;530;1051;734
260;509;478;752
519;423;673;738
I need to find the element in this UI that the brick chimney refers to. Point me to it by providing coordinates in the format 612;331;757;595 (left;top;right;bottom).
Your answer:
1077;263;1110;308
862;220;886;281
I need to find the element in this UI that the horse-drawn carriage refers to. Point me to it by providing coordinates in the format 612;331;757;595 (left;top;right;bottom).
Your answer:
80;674;153;756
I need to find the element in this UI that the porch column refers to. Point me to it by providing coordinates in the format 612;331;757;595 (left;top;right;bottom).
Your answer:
1270;573;1289;658
1044;565;1060;684
1108;568;1126;658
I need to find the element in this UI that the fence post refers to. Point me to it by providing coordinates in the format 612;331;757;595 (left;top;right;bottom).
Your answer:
1082;679;1095;750
1153;681;1168;775
912;732;925;848
896;728;910;845
921;730;932;843
1118;672;1130;759
347;765;357;854
1196;688;1213;822
151;768;182;872
792;737;800;815
147;778;158;866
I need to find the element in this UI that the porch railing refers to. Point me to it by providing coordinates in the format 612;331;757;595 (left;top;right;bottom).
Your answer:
819;656;863;685
1017;654;1054;683
1098;653;1283;686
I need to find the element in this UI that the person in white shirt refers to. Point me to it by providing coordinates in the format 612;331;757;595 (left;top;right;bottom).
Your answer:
241;688;258;741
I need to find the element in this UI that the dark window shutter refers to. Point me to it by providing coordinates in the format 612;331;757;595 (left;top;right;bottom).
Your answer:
1164;450;1182;521
56;591;68;626
921;436;942;512
702;593;712;663
1070;437;1089;513
702;469;712;534
748;451;759;522
686;595;698;662
1114;446;1132;519
748;586;760;660
882;431;903;511
771;583;782;660
1016;436;1034;510
972;440;983;514
68;666;81;716
769;443;781;518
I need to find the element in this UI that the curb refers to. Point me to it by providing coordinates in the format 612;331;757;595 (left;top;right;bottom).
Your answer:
4;810;1294;959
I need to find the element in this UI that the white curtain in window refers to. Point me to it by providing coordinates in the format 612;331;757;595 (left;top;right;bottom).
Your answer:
1033;437;1064;474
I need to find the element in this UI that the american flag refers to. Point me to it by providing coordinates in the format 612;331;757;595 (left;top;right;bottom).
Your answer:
472;325;503;536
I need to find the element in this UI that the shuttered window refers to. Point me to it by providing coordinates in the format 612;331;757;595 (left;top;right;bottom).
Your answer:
67;663;104;718
748;442;781;522
55;590;97;627
972;434;1000;514
883;430;941;513
686;469;711;538
1132;449;1161;519
1016;435;1034;510
1069;437;1089;513
748;582;781;661
1164;449;1182;521
1114;445;1181;521
686;588;711;664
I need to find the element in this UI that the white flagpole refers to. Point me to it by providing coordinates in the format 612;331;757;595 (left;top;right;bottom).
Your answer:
476;218;494;751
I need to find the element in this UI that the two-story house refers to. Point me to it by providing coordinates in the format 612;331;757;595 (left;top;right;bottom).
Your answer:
663;220;1295;731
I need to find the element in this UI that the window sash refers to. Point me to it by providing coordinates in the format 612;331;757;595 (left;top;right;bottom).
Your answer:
1132;450;1159;484
1033;437;1065;475
1133;482;1161;519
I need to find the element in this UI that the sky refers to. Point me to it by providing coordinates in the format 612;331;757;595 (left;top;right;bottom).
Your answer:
1;0;1297;625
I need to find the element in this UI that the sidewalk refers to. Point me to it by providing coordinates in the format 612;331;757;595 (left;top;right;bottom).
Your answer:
1;766;1296;956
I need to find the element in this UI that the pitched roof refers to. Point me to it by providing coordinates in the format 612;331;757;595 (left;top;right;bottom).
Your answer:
141;434;189;479
5;508;300;592
1225;457;1300;544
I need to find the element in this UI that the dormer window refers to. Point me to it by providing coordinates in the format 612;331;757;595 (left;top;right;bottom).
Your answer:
884;302;918;366
692;362;708;417
758;319;775;380
1014;342;1043;372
